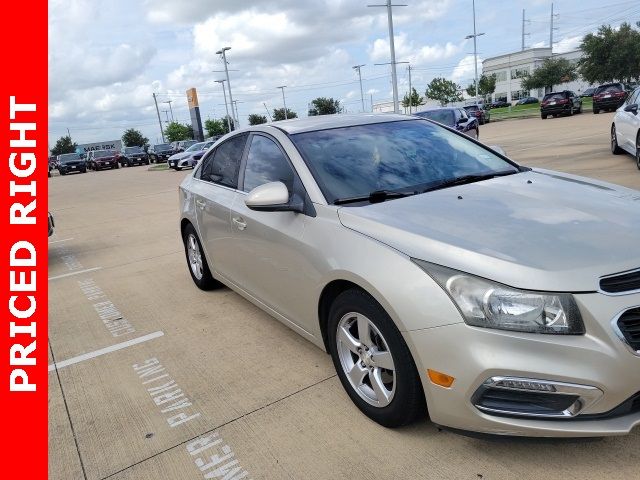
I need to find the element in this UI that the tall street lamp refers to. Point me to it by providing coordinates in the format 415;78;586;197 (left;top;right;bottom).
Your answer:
277;86;288;119
215;79;231;131
465;0;485;105
216;47;236;125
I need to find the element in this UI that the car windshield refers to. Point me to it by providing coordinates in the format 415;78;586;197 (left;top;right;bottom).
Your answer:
58;153;81;163
124;147;143;153
543;93;565;101
415;110;454;126
155;144;172;152
596;84;622;94
185;142;205;152
182;141;197;148
291;119;520;204
94;150;113;158
464;106;479;112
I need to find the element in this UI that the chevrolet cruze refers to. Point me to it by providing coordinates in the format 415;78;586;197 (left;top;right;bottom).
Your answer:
179;114;640;437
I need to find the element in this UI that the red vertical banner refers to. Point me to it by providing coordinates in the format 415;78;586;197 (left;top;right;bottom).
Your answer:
1;0;48;477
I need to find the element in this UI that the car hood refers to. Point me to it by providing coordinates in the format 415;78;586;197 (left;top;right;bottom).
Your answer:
337;169;640;292
169;152;193;161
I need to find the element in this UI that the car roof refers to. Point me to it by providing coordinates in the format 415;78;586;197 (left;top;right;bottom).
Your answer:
259;113;414;134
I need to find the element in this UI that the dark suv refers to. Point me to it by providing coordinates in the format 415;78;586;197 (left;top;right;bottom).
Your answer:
593;83;627;114
118;146;149;167
415;107;479;139
148;143;174;163
463;104;490;125
56;153;87;175
540;91;582;119
87;150;119;170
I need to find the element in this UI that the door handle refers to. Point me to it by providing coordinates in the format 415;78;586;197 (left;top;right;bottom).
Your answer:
232;217;247;231
195;199;206;210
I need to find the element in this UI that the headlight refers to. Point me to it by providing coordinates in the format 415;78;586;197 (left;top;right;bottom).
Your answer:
413;260;584;335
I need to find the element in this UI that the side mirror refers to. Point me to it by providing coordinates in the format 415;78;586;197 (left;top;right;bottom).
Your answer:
244;181;303;213
624;103;638;114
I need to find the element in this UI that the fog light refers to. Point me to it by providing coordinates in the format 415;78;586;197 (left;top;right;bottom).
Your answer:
427;369;455;388
494;379;556;392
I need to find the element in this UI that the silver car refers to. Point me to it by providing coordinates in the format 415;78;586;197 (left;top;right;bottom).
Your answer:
179;114;640;437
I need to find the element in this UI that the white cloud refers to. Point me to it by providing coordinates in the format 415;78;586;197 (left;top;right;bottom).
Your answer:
451;54;482;84
555;35;582;54
369;32;462;65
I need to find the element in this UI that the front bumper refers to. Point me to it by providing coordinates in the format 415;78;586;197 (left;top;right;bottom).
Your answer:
404;291;640;436
541;104;572;115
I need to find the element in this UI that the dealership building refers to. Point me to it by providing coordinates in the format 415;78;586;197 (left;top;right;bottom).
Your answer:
482;48;596;103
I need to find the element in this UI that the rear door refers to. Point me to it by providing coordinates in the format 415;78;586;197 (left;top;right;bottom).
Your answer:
191;133;248;281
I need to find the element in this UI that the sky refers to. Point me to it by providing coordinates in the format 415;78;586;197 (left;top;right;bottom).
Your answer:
48;0;640;146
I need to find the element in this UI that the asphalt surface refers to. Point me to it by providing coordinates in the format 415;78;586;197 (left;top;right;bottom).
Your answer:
49;111;640;480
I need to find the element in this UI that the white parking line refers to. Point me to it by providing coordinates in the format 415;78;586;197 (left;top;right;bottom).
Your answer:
49;331;165;372
49;267;102;281
49;237;74;244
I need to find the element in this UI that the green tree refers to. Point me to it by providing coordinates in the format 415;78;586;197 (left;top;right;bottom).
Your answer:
50;135;77;156
248;114;268;125
164;122;193;142
273;108;298;121
466;74;497;99
425;78;463;106
579;22;640;84
121;128;148;147
204;118;226;137
308;97;341;116
521;57;577;92
402;87;424;109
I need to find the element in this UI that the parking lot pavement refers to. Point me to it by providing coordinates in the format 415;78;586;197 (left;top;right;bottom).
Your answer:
49;113;640;480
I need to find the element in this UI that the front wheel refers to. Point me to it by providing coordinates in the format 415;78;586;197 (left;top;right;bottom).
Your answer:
541;113;547;119
593;107;600;114
328;289;425;427
636;134;640;170
611;125;623;155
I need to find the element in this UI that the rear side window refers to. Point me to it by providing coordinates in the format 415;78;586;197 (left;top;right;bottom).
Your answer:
242;135;295;193
200;134;247;188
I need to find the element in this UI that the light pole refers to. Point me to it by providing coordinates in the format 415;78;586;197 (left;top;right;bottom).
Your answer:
216;47;236;125
465;0;484;105
368;1;407;113
232;100;242;128
162;110;170;124
375;60;408;111
152;93;165;143
277;86;288;119
163;100;174;122
215;79;232;131
353;64;366;112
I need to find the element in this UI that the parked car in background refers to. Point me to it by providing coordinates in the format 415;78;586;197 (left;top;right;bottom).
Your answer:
490;99;510;109
593;83;627;114
171;140;198;153
87;150;119;170
48;212;55;237
540;91;582;119
118;146;150;167
168;141;215;171
515;96;539;105
611;85;640;169
463;104;490;125
580;87;596;98
56;153;87;175
415;108;479;139
149;143;174;163
179;114;640;437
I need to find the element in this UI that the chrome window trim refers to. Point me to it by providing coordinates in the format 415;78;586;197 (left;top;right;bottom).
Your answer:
611;306;640;357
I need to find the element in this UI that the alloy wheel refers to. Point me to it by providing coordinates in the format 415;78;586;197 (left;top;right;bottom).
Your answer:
336;312;396;407
187;233;203;280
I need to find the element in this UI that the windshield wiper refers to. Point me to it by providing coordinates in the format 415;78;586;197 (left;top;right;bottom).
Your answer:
423;170;519;193
334;189;416;205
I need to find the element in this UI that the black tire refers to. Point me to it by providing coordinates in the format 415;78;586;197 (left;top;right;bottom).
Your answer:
568;106;574;116
541;113;547;119
593;107;599;114
144;160;150;165
611;125;623;155
182;223;220;290
81;168;87;173
176;166;182;171
327;289;426;428
636;133;640;170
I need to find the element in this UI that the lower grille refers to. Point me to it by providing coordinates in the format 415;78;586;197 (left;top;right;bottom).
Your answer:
617;308;640;353
474;388;578;417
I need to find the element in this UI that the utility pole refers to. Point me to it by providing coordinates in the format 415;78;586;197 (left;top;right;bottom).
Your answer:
353;64;366;112
407;64;413;114
232;100;241;128
263;103;272;121
66;128;70;138
550;3;558;52
465;0;485;106
368;1;407;113
370;93;373;112
215;79;231;131
163;100;174;122
521;10;531;51
162;110;170;123
152;93;165;143
216;47;236;125
277;86;288;119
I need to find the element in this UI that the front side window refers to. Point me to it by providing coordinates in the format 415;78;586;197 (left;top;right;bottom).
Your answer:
291;120;519;204
200;134;247;188
242;135;294;193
